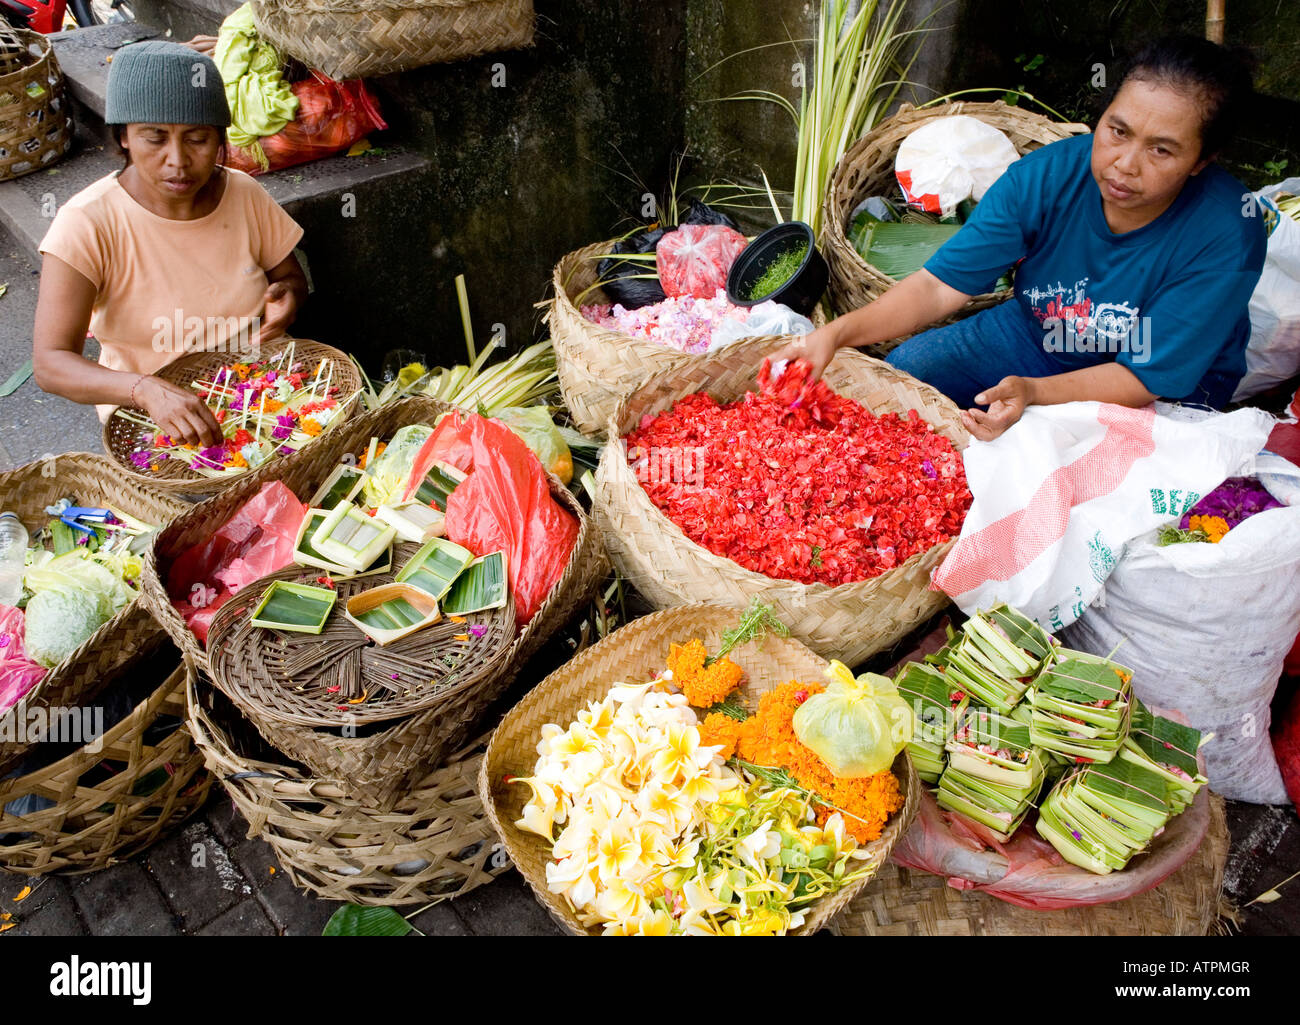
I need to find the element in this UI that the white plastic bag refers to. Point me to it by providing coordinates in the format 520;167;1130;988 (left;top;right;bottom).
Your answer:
932;402;1274;632
1233;182;1300;401
708;301;814;348
895;115;1019;218
1062;456;1300;803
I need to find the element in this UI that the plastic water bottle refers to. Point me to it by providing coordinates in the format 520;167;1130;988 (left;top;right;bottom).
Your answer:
0;512;29;608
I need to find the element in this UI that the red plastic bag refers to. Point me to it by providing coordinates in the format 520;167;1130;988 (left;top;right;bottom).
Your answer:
0;605;47;716
224;75;387;177
656;224;748;300
165;482;307;645
405;412;578;627
1276;685;1300;810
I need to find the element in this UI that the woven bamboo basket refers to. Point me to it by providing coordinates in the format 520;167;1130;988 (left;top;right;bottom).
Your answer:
203;554;517;807
0;454;187;776
187;668;508;905
834;794;1232;936
592;348;967;668
547;240;827;435
821;101;1090;354
480;604;920;936
141;393;607;701
101;337;362;498
0;27;73;183
0;656;211;876
250;0;534;80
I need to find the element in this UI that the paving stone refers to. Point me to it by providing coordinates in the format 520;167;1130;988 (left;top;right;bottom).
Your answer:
70;862;181;936
405;899;472;937
228;836;280;893
195;898;277;937
145;820;251;931
446;871;563;937
205;793;252;849
255;875;340;937
4;877;84;936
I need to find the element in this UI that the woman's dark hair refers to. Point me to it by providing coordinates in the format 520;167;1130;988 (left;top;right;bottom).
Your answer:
1107;34;1255;159
110;124;230;170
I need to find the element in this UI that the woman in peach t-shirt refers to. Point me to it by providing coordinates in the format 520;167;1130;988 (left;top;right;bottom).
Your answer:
33;40;307;446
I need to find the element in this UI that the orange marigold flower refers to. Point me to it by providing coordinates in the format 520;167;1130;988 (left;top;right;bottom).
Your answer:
1189;514;1230;543
666;639;744;707
262;399;285;414
699;712;744;760
301;417;322;437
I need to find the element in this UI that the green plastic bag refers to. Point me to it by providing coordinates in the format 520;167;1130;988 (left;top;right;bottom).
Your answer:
360;424;434;507
793;660;914;777
493;407;573;484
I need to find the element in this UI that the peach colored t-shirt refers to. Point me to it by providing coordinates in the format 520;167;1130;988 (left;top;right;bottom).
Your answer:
38;167;304;419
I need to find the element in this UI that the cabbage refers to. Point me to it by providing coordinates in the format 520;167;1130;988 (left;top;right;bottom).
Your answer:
360;424;435;507
793;660;915;778
23;549;133;619
23;588;111;668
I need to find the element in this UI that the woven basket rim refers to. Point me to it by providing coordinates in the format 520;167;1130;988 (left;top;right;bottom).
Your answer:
0;27;50;83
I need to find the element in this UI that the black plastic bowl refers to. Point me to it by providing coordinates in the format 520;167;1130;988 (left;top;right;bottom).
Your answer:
726;221;828;316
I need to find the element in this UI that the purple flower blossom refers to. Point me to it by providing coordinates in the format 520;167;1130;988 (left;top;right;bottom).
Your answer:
1071;830;1082;841
276;413;295;427
921;459;937;479
0;633;10;648
264;370;277;383
271;425;292;441
198;445;227;463
278;444;294;455
129;450;153;469
1179;477;1282;530
469;624;487;638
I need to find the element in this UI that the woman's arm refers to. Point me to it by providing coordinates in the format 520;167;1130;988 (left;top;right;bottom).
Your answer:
962;363;1157;441
255;252;309;347
32;254;222;446
775;269;973;380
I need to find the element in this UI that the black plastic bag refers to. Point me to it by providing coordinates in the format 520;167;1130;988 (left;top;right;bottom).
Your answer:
597;227;667;310
682;198;739;230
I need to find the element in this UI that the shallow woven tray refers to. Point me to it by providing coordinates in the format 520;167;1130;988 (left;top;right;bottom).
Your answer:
0;658;211;875
547;239;826;435
101;337;362;498
479;603;920;936
141;395;607;681
0;28;73;182
835;793;1231;936
187;667;508;906
251;0;534;80
0;453;187;775
592;347;967;668
821;101;1089;354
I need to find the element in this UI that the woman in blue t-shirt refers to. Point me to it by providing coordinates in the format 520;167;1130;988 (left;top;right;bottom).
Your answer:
781;34;1265;441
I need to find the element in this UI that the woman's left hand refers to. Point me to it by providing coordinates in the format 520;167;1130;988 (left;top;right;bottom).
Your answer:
255;280;298;347
961;376;1035;442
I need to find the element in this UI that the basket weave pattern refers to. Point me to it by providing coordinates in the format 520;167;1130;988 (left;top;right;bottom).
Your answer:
821;101;1089;354
101;337;362;498
0;454;187;775
187;669;508;905
547;240;816;435
591;349;966;667
0;662;211;875
250;0;535;80
479;604;919;936
0;28;72;183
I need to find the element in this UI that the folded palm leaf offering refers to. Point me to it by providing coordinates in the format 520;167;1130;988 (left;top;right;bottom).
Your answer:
1027;650;1133;763
945;709;1043;788
894;662;969;783
937;760;1046;843
928;605;1053;713
1119;700;1211;814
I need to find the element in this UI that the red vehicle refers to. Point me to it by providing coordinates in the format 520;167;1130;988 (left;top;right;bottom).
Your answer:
2;0;134;32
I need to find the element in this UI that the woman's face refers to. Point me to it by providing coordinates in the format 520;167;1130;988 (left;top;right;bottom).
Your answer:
1090;78;1211;229
121;123;222;199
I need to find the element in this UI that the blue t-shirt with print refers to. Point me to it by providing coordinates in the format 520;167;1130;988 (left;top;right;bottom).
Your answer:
924;133;1266;400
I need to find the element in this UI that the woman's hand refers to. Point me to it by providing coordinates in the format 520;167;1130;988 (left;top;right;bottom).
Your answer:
772;324;840;382
136;376;222;448
255;280;298;347
961;376;1035;442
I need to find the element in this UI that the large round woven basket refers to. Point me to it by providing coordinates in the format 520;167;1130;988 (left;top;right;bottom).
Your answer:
140;394;608;690
479;603;920;936
250;0;535;80
187;668;509;905
203;553;517;807
0;453;187;776
547;240;824;435
821;101;1089;354
0;27;73;183
592;348;967;668
834;794;1231;936
101;337;362;498
0;655;211;876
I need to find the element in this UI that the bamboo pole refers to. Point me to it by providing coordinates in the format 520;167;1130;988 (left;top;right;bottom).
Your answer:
1206;0;1225;43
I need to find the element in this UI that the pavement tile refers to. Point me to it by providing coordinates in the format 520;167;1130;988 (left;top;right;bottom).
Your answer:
255;875;340;937
405;899;472;937
3;877;85;936
145;820;251;931
205;794;252;850
195;899;277;937
228;836;281;893
446;871;563;937
70;862;181;936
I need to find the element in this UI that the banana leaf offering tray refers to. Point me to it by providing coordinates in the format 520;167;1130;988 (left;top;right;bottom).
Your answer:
207;541;515;728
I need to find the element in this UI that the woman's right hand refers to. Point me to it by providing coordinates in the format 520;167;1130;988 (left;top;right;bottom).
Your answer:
772;323;842;383
136;376;222;448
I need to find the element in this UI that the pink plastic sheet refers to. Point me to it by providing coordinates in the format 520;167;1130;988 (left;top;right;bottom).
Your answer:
0;605;46;715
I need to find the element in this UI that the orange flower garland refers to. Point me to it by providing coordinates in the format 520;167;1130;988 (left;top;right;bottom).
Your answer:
699;712;744;760
666;639;745;708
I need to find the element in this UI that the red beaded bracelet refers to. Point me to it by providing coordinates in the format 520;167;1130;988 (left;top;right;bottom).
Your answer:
129;374;148;408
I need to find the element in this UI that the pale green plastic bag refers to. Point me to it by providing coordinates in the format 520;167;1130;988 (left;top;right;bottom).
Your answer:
793;660;914;777
360;424;434;507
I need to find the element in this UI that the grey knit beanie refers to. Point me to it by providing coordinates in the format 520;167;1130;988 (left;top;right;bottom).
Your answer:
104;40;231;128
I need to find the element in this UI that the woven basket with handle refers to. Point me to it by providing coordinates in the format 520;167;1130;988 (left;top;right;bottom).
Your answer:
821;101;1090;354
140;394;608;719
547;240;825;435
0;27;72;183
591;348;966;668
0;453;187;776
0;656;211;876
187;667;509;906
833;794;1232;936
101;337;362;499
250;0;535;81
479;604;920;935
